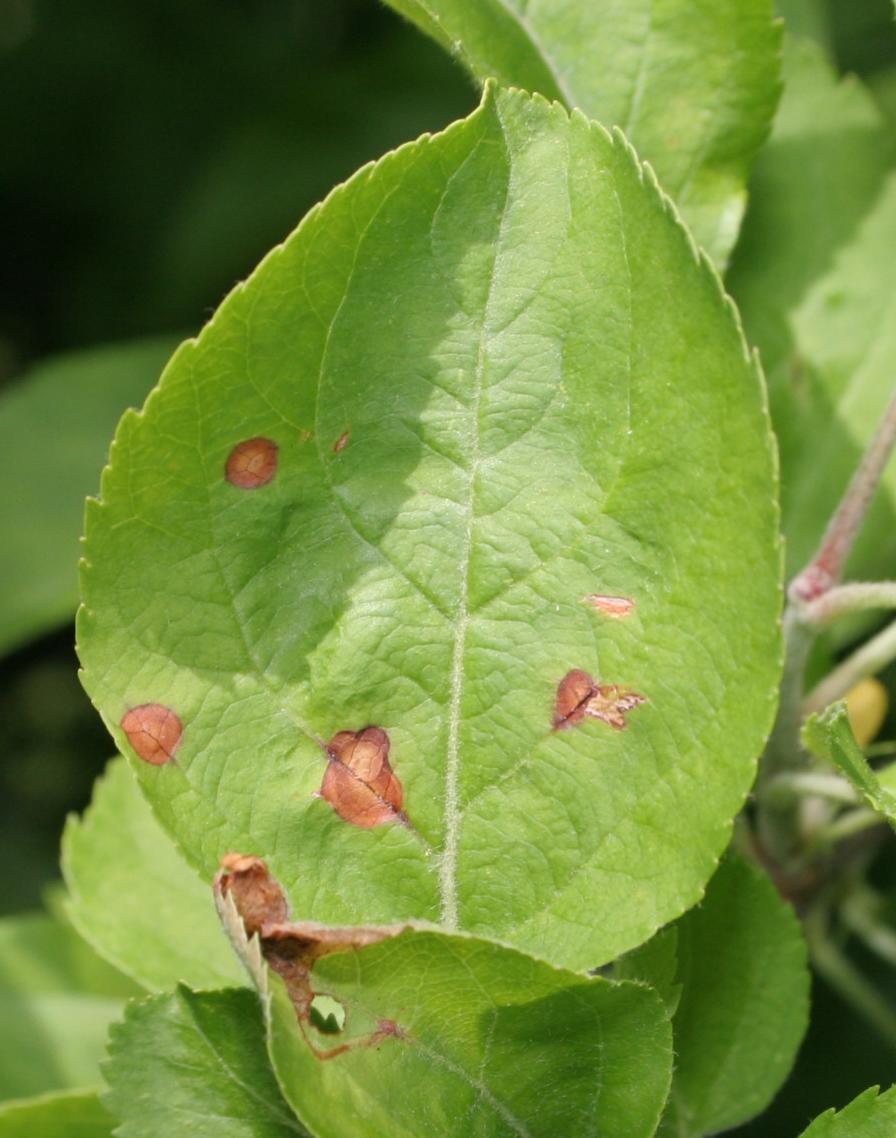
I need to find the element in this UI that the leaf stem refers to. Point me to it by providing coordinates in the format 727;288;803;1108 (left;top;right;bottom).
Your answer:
790;386;896;603
806;907;896;1049
804;618;896;714
813;807;883;848
765;771;859;807
803;581;896;627
841;886;896;969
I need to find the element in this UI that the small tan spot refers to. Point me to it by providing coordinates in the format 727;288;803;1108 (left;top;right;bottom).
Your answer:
332;430;350;455
321;726;403;828
552;670;646;732
120;703;182;764
585;594;634;618
225;437;278;488
297;428;313;444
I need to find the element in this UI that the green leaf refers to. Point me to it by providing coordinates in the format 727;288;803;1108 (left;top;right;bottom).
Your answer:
220;896;672;1138
382;0;781;264
0;911;137;999
62;758;244;992
727;36;896;578
0;912;131;1103
619;856;810;1137
802;702;896;828
103;986;306;1138
800;1086;896;1137
786;173;896;581
0;1091;115;1138
79;86;781;972
729;35;892;384
0;337;178;656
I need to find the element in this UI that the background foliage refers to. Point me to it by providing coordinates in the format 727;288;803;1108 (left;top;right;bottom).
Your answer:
2;1;896;1134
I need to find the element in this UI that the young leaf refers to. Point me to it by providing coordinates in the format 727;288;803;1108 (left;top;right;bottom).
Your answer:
799;1085;896;1137
618;856;810;1137
103;986;307;1138
0;1091;115;1138
62;757;245;992
0;337;177;656
802;702;896;829
79;85;781;972
382;0;781;265
217;858;673;1138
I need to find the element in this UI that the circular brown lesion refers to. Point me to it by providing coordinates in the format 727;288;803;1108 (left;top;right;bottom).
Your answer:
225;437;278;488
120;703;183;765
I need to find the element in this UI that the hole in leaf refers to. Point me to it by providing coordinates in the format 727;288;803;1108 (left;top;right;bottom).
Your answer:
309;994;347;1035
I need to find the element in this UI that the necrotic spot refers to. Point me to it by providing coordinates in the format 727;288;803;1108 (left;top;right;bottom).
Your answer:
225;437;278;488
120;703;182;765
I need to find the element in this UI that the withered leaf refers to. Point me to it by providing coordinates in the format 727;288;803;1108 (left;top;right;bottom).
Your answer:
320;726;404;828
552;670;646;732
120;703;182;764
216;854;405;1050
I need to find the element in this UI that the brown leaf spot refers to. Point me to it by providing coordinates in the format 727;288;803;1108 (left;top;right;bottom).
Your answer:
215;855;406;1057
321;726;404;828
225;437;278;488
120;703;182;764
332;430;350;454
552;670;646;732
585;594;634;618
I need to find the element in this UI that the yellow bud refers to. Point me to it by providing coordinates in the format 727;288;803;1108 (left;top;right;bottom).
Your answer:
845;677;889;747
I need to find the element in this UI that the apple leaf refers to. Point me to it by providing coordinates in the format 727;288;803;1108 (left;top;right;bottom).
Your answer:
62;757;244;992
103;986;307;1137
800;1086;896;1137
79;85;780;972
802;702;896;829
619;856;809;1137
216;860;672;1138
0;1091;115;1138
381;0;781;264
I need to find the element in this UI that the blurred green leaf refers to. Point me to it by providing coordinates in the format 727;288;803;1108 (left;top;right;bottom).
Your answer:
79;86;780;973
0;911;136;999
727;35;896;578
0;910;130;1102
0;337;177;656
800;1085;896;1136
803;701;896;828
103;986;306;1138
620;856;810;1137
0;1091;114;1137
62;757;244;992
382;0;781;264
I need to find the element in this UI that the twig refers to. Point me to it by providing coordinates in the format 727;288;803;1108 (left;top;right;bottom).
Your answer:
804;618;896;714
803;581;896;627
790;386;896;604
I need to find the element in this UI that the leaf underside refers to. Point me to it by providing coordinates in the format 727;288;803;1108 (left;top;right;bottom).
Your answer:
79;85;780;972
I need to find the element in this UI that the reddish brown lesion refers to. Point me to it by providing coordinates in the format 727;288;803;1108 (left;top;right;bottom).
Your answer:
584;594;635;618
552;670;646;732
120;703;182;765
320;726;406;829
225;437;278;488
332;430;351;454
216;854;407;1060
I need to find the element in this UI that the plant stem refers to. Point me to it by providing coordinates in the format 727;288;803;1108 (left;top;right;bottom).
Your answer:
765;771;859;807
790;387;896;603
841;887;896;968
806;907;896;1049
813;807;883;848
804;618;896;714
803;581;896;626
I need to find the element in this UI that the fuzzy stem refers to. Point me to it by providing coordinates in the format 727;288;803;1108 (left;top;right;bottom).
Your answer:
804;618;896;714
803;581;896;626
790;387;896;604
